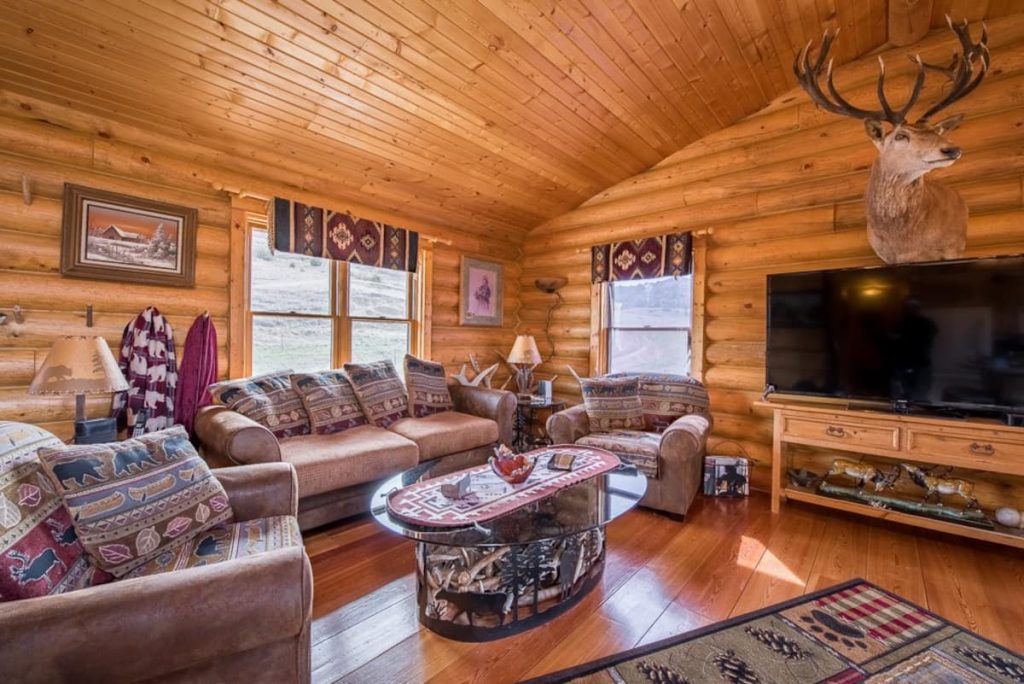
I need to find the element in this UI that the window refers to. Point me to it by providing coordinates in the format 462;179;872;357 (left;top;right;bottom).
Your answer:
607;275;693;375
247;227;417;375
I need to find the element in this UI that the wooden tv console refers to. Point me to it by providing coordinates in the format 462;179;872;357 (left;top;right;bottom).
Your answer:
756;400;1024;549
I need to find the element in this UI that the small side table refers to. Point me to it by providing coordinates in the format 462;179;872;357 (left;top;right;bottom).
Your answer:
513;398;567;452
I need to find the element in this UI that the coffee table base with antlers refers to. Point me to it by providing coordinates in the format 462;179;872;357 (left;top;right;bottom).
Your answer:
370;447;646;642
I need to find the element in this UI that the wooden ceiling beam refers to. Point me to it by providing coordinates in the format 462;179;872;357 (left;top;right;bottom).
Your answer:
889;0;934;47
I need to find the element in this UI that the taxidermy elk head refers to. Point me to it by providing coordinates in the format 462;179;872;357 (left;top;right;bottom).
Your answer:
794;18;990;264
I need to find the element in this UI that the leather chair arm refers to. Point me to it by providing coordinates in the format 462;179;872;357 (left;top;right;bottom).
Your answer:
216;463;299;521
448;385;517;446
195;405;281;466
546;404;591;444
660;413;711;459
0;547;312;684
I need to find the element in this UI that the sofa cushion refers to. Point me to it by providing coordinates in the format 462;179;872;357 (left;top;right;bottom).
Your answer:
124;515;301;578
344;360;410;428
0;422;112;600
404;355;453;418
290;370;369;435
576;430;660;478
278;426;418;497
606;372;710;432
581;377;645;433
38;426;234;577
388;411;498;461
209;371;310;439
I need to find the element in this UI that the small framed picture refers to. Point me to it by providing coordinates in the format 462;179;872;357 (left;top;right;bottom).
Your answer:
548;452;577;471
61;183;197;287
459;256;503;326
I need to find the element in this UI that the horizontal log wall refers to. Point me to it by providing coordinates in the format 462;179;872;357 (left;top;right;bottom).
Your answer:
519;20;1024;491
0;111;522;439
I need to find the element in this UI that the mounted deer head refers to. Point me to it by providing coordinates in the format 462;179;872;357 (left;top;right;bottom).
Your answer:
795;18;990;264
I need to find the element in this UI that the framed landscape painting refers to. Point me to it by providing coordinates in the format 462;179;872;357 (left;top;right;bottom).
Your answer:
460;256;503;326
61;184;197;287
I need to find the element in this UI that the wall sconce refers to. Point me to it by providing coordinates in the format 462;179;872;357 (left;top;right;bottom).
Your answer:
534;278;568;361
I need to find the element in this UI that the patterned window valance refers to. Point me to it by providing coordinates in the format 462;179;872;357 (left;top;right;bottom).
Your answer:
269;197;419;273
591;232;692;283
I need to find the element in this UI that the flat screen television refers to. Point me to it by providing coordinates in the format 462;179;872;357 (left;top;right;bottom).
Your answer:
766;255;1024;416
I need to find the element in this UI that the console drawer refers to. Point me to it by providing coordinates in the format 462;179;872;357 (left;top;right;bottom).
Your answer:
904;428;1024;470
782;416;900;452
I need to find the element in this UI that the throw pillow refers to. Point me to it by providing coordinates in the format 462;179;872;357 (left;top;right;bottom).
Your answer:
290;371;369;435
38;426;234;577
344;360;410;428
607;372;711;432
580;377;645;433
0;422;112;601
404;355;453;418
208;371;310;439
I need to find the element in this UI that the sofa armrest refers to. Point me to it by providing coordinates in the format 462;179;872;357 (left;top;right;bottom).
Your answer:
449;385;517;446
0;547;312;684
660;413;711;458
195;405;281;466
546;404;592;444
216;463;299;521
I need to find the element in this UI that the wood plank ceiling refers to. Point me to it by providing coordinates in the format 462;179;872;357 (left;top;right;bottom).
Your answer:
0;0;1018;240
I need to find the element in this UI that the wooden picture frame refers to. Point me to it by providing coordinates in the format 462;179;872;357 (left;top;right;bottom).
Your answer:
61;183;197;287
459;256;503;326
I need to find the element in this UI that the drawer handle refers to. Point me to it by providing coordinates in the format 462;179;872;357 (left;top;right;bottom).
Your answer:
825;425;846;438
969;442;995;455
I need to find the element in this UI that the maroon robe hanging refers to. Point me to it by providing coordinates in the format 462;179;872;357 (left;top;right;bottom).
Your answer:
174;313;218;437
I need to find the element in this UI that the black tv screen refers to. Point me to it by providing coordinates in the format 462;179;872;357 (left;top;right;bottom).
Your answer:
766;256;1024;413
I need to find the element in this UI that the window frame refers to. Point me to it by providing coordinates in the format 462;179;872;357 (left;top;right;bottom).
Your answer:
605;275;694;377
590;234;706;380
244;221;421;376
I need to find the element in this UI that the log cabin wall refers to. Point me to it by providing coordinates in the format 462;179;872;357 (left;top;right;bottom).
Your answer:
0;100;521;439
518;16;1024;490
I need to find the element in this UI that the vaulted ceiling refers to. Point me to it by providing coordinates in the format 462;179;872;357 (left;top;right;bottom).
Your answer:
0;0;1018;240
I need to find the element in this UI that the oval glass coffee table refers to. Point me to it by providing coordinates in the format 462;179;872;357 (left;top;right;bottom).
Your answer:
370;446;646;642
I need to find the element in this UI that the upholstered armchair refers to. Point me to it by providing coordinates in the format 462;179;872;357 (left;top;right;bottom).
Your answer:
0;460;313;684
546;373;711;519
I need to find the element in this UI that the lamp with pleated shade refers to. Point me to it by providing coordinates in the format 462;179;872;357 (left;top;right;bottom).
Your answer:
28;336;128;441
507;334;541;397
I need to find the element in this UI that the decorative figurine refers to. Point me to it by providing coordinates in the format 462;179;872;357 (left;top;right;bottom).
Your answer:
901;463;979;509
994;507;1024;529
825;459;900;491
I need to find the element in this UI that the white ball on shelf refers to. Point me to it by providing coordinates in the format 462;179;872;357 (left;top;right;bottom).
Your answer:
994;507;1022;529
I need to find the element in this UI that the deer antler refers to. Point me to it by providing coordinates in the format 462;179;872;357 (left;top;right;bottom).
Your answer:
917;16;990;122
794;17;988;126
795;29;925;125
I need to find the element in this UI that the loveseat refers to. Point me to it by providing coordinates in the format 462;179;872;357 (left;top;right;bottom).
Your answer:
0;419;312;683
546;372;711;519
196;380;516;531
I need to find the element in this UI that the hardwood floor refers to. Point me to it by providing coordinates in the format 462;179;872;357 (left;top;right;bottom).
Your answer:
305;493;1024;683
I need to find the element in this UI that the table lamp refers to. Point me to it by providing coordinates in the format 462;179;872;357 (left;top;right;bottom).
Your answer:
507;334;541;398
28;335;128;443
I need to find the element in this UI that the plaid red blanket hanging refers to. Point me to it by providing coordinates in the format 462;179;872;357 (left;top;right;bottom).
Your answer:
111;306;178;433
269;197;418;272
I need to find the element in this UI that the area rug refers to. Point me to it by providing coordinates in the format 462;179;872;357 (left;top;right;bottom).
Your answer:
524;579;1024;683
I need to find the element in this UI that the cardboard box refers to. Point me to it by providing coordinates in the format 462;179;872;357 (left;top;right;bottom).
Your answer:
703;456;750;497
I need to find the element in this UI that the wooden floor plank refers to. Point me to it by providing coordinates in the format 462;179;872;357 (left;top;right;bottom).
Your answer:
305;492;1024;684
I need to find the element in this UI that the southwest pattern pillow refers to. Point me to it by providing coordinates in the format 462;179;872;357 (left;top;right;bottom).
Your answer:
404;355;453;418
0;422;111;601
209;371;310;439
606;372;710;432
38;426;234;577
580;377;645;433
290;371;369;435
344;360;410;428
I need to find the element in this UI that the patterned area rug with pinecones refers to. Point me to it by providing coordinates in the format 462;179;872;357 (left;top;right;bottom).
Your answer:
525;579;1024;683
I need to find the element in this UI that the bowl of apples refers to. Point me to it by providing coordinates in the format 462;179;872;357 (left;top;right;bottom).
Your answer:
489;444;537;485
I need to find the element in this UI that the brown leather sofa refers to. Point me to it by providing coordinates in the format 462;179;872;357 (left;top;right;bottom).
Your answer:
196;383;516;530
0;463;313;684
547;373;711;519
